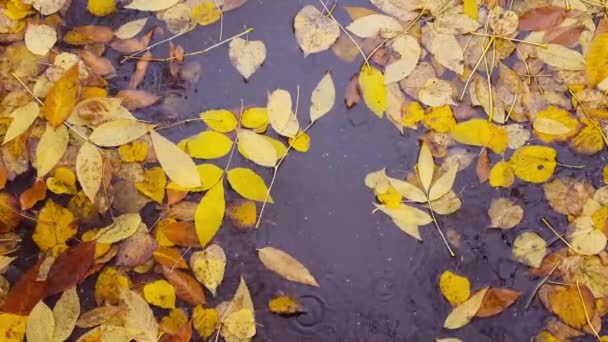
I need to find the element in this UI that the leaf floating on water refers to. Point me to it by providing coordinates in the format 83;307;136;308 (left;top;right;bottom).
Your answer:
96;213;142;244
200;109;238;133
161;266;206;306
121;289;159;342
191;1;221;26
187;131;233;159
236;129;278;167
3;101;40;145
33;0;67;15
25;24;57;56
346;14;402;38
443;288;489;329
268;294;302;315
227;168;272;203
43;64;79;127
310;72;335;123
89;119;152;147
227;199;257;229
512;232;546;268
439;270;471;306
258;247;319;287
124;0;180;11
36;124;69;178
194;181;225;247
545;284;595;330
33;199;76;251
508;145;557;183
586;33;608;89
359;65;387;118
537;44;585;71
267;89;299;138
220;277;256;342
384;35;420;83
190;244;226;296
488;198;523;229
228;38;266;80
114;17;149;39
476;288;520;318
151;130;201;189
421;24;464;75
293;5;340;56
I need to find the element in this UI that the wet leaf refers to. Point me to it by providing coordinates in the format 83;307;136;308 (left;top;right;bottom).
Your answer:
537;44;585;71
345;73;361;109
227;168;272;203
151;130;201;189
52;286;80;342
116;227;157;267
585;33;608;88
451;119;508;154
534;106;578;143
228;38;266;80
96;213;142;243
154;247;188;269
194;181;225;247
158;220;199;247
143;280;176;309
121;289;159;342
419;78;454;107
227;199;256;229
33;200;76;251
376;203;433;226
570;122;604;156
114;17;149;39
192;306;218;339
219;277;256;342
200;109;238;133
293;5;339;55
310;72;335;122
421;24;463;75
346;14;402;38
162;266;206;306
519;6;566;31
33;0;67;15
241;107;268;130
190;244;226;296
89;119;152;147
46;241;96;295
3;101;39;144
47;167;77;195
186;131;233;159
477;150;490;183
359;65;387;118
160;308;188;335
26;300;54;342
191;1;221;26
36;124;69;178
236;129;278;167
439;270;470;306
267;89;298;137
95;266;131;305
384;35;420;83
488;198;523;229
509;146;557;183
476;288;520;317
513;232;547;268
568;216;607;255
136;167;167;203
443;288;489;329
268;294;301;315
258;247;319;287
546;284;595;330
43;65;79;127
76;142;102;202
20;180;47;210
125;0;179;11
489;160;515;188
116;90;160;110
0;313;26;342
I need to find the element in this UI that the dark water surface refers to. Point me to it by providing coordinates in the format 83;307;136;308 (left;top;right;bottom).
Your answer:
25;0;606;341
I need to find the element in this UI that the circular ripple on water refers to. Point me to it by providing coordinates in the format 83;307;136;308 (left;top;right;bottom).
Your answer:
372;270;396;303
289;293;330;339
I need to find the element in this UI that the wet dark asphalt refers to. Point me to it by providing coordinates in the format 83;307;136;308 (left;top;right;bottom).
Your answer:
19;0;606;341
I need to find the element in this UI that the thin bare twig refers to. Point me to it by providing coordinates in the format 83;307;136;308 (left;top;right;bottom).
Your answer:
576;280;600;339
540;217;578;253
525;261;559;309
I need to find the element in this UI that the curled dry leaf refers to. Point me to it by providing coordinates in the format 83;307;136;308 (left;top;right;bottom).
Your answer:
258;247;319;287
228;38;266;80
293;5;339;56
488;198;523;229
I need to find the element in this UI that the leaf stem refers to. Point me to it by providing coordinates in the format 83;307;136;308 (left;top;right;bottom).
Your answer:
540;217;578;253
525;261;559;309
427;198;456;257
576;280;600;339
121;30;189;63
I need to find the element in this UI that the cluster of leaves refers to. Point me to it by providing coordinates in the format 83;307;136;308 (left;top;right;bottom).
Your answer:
290;0;608;340
0;0;344;341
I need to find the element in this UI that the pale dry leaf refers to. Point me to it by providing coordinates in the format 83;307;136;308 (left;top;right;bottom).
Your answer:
369;0;419;21
488;198;523;229
115;18;149;39
33;0;67;15
267;89;299;137
421;24;464;75
505;123;530;149
533;117;572;135
384;35;420;84
26;300;54;342
125;0;180;11
428;163;458;201
89;119;152;147
228;38;266;80
150;130;201;188
512;231;546;268
310;72;335;123
68;97;135;127
430;190;462;215
418;78;455;107
443;288;489;329
52;286;79;342
190;244;226;296
346;14;403;38
388;177;426;203
36;124;69;178
375;203;433;226
121;289;159;342
293;5;339;55
236;129;278;167
418;141;434;193
258;247;319;287
25;24;57;56
537;44;585;70
392;218;422;240
434;13;481;34
385;82;404;133
76;142;103;202
4;101;40;145
96;213;142;244
568;216;607;255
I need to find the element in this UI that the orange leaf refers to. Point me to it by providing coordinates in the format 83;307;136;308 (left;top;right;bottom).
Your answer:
63;25;114;45
20;179;47;210
43;64;80;127
476;288;521;317
160;221;200;248
161;265;205;306
0;159;7;191
0;192;21;233
46;241;97;296
153;247;188;269
167;189;188;206
169;320;192;342
116;89;161;110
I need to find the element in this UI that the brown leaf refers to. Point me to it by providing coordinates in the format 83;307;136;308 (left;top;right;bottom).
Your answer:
129;51;151;89
167;189;188;206
116;90;161;110
19;179;47;210
160;221;199;247
161;266;205;306
109;28;156;54
63;25;114;45
476;149;490;183
78;50;115;76
0;159;8;191
0;192;21;233
168;320;193;342
544;25;585;47
345;73;361;109
116;228;157;267
529;248;567;276
163;201;197;221
475;288;521;317
46;241;97;296
546;318;584;340
518;6;566;32
153;247;188;269
1;259;47;314
43;64;80;127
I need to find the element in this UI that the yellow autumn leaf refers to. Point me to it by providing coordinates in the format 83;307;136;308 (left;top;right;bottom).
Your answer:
263;135;287;158
143;280;176;309
443;288;489;329
509;145;557;183
570;121;604;155
36;124;69;178
236;129;278;167
0;313;27;342
241;107;269;131
547;284;595;330
439;270;471;306
159;308;188;335
190;244;226;296
451;119;508;154
201;109;238;133
26;300;54;342
166;163;224;192
46;167;77;195
402;101;424;129
33;199;76;251
310;71;335;123
120;289;159;342
424;105;455;133
586;33;608;88
44;64;79;127
463;0;478;19
76;142;103;202
95;266;131;305
135;167;167;203
359;65;387;118
192;306;218;338
52;286;80;342
89;119;152;147
88;0;116;16
489;160;514;188
221;309;256;341
512;232;546;268
118;140;148;162
227;168;272;203
195;181;225;247
3;101;39;144
186;131;233;159
288;132;311;152
418;141;434;193
376;185;402;208
258;247;319;287
96;213;142;243
533;106;579;143
191;1;221;26
151;130;201;189
267;89;299;138
227;199;257;229
268;294;301;315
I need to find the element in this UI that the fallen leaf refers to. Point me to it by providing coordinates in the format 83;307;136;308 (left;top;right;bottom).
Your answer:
310;72;335;122
219;277;256;342
421;24;464;75
509;145;557;183
151;130;201;189
116;227;157;267
513;231;547;268
228;38;266;80
121;289;159;342
157;220;199;247
160;308;188;335
89;119;152;147
143;280;176;309
36;124;69;178
64;25;113;45
359;65;387;118
236;129;278;167
190;244;226;296
0;313;26;342
546;284;595;330
268;294;301;315
43;64;79;127
186;131;233;159
568;216;607;255
119;141;148;162
124;0;179;11
33;0;67;15
477;150;490;183
345;73;361;109
46;167;76;195
384;35;420;83
200;109;238;133
20;180;47;210
537;44;585;70
227;168;271;203
135;167;167;203
162;266;206;306
95;266;131;305
346;14;402;38
519;6;566;31
116;90;160;110
258;247;319;287
191;1;221;26
26;300;54;342
194;181;225;247
1;259;48;314
52;286;80;342
533;105;578;143
96;213;142;243
33;200;76;251
240;107;268;131
434;13;480;34
489;160;515;188
439;270;471;306
267;89;299;137
293;5;339;55
192;306;218;339
153;247;188;269
476;288;520;317
46;241;96;295
443;288;489;329
488;198;523;229
570;122;604;155
226;199;256;229
586;33;608;88
418;78;454;107
25;24;57;56
76;142;103;202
